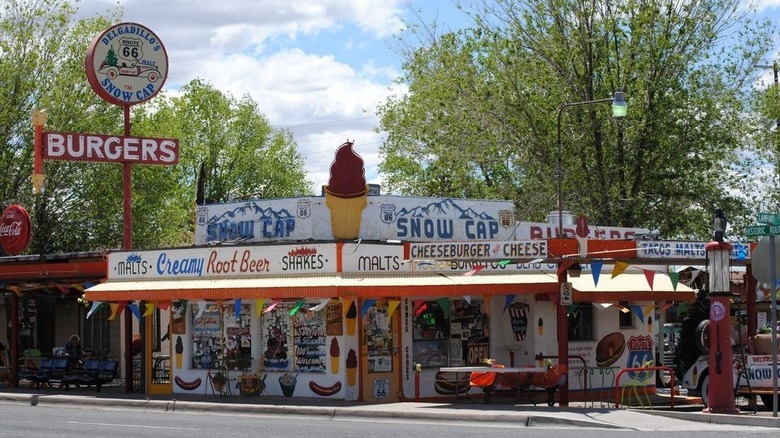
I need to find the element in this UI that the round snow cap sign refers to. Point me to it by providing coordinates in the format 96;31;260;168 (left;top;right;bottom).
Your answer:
0;204;32;255
86;22;168;106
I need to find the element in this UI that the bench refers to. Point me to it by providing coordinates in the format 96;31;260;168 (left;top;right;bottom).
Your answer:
62;359;118;392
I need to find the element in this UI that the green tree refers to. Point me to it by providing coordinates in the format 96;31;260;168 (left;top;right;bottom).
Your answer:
379;0;775;238
131;79;313;244
0;1;311;254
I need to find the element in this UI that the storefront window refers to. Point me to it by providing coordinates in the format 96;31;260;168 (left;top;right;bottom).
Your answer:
568;303;594;341
412;299;490;368
191;303;252;370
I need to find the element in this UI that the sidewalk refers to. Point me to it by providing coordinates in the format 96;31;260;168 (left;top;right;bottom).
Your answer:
1;381;779;429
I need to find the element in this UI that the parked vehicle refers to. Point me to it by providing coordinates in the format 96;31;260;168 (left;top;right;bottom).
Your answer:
680;320;779;408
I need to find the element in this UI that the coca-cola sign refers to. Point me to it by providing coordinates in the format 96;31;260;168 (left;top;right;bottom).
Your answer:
0;204;31;255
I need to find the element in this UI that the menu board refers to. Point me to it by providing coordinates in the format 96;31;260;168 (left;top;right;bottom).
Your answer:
293;308;327;372
326;302;343;336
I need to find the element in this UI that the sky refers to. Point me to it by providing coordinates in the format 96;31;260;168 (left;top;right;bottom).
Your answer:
72;0;780;195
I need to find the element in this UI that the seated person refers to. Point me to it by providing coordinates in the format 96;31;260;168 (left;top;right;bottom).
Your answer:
64;334;85;356
64;334;86;368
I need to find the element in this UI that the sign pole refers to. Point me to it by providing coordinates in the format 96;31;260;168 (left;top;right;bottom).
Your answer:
770;234;778;417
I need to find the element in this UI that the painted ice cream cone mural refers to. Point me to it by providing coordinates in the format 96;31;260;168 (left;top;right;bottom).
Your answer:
330;338;340;374
647;315;653;334
508;302;530;341
345;301;357;336
576;214;589;258
175;336;183;369
346;349;358;386
537;317;544;335
324;141;368;239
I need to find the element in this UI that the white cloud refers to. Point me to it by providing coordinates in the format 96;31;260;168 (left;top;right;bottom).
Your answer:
76;0;414;191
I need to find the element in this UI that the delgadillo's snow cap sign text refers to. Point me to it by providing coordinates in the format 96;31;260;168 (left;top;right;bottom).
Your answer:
85;22;169;106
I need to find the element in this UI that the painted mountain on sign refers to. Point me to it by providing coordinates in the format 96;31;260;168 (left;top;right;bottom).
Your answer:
396;199;495;220
207;201;294;224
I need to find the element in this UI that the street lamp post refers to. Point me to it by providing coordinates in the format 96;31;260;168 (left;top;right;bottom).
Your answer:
556;90;627;236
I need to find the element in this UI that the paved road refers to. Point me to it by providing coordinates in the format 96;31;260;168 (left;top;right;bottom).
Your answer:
0;389;778;431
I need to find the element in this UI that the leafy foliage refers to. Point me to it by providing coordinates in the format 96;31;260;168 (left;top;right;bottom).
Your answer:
0;1;311;254
379;0;775;239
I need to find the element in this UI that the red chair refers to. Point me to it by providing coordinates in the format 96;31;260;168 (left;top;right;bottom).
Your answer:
470;364;504;404
532;364;568;406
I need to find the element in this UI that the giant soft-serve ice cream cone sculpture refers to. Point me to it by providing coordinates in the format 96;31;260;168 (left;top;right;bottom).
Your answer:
325;141;368;239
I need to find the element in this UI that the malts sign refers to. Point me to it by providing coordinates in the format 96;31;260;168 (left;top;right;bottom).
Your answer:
42;131;178;165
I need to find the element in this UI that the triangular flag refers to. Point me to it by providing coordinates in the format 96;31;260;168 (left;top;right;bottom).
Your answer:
591;260;603;286
643;269;655;290
631;305;644;322
612;261;629;278
128;303;141;321
87;301;102;319
568;303;579;314
387;300;401;318
310;298;330;312
661;302;673;312
157;302;170;310
196;301;207;318
676;302;688;318
503;295;516;313
143;303;155;317
235;299;242;320
361;299;377;317
644;305;654;321
289;300;306;316
108;303;119;320
668;272;680;291
463;265;486;276
688;269;702;284
71;283;86;292
255;298;266;317
463;295;471;304
83;281;94;289
263;300;279;314
55;284;69;294
593;302;610;311
436;298;450;315
498;259;511;267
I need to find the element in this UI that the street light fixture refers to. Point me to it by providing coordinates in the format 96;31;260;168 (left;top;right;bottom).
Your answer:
556;89;627;237
757;61;779;129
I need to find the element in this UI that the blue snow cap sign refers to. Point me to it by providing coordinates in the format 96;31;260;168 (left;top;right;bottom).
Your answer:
86;22;169;106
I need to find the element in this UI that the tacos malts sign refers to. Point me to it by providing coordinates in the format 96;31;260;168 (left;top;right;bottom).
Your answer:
85;22;168;106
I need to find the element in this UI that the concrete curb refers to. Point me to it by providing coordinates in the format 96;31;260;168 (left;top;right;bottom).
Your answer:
0;393;620;428
642;409;780;428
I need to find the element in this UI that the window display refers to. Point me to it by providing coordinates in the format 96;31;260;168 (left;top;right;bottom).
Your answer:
412;301;448;368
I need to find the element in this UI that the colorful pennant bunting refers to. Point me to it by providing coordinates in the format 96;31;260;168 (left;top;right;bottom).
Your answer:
503;295;516;313
612;261;629;278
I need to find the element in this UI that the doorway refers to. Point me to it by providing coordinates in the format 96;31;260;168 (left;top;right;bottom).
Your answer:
360;300;400;402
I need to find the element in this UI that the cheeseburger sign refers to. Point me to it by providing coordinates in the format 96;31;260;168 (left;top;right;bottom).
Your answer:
86;22;168;106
